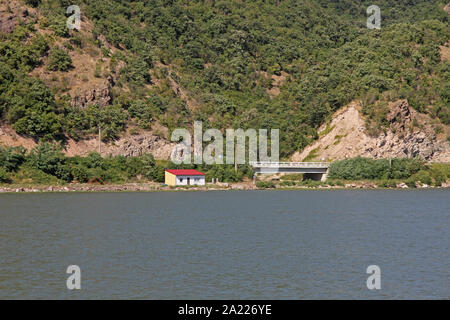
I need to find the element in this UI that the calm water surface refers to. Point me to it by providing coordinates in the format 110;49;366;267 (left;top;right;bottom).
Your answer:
0;190;448;299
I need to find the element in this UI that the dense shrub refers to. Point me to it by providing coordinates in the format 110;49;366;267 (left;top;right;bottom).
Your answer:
48;15;70;38
63;104;129;141
328;157;426;180
71;166;89;183
83;152;105;169
120;58;151;86
139;153;156;179
128;100;153;129
410;170;432;186
0;167;11;183
6;78;62;138
0;147;26;172
29;142;72;182
203;164;244;183
150;165;165;183
47;47;73;72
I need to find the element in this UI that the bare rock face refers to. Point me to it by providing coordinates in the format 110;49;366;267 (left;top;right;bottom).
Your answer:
444;3;450;15
292;100;450;163
60;131;175;159
97;34;114;53
387;100;412;131
0;12;17;33
371;100;439;160
368;129;437;160
109;134;175;159
71;78;113;108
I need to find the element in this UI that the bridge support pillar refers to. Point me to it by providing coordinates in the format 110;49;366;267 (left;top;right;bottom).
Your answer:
321;171;328;182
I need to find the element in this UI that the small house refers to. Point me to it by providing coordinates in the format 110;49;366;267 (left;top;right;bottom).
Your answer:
164;169;206;186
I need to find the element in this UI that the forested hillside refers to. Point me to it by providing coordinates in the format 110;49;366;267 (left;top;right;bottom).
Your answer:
0;0;449;158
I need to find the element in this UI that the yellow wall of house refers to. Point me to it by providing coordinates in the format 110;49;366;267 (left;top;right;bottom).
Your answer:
165;172;177;186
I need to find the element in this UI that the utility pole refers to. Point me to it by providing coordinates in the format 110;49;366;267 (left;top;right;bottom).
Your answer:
235;145;238;173
98;126;101;155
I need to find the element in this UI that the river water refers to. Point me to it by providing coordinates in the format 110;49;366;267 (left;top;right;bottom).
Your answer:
0;190;448;299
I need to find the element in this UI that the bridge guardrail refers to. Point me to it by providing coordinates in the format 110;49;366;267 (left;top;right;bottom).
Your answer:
249;162;330;168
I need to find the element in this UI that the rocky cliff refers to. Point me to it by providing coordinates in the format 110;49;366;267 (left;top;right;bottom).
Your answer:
292;100;450;162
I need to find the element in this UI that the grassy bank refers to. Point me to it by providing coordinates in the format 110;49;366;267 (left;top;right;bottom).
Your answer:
0;143;253;186
1;146;449;191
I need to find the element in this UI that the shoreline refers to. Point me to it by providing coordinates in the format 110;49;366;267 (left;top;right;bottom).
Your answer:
1;181;449;193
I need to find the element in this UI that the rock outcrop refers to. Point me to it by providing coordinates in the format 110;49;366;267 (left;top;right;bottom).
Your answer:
59;131;175;159
71;77;113;108
108;134;175;158
0;11;17;33
444;3;450;15
292;100;450;162
60;131;175;159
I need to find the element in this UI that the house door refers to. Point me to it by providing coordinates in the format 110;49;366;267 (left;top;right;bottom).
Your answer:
187;178;190;185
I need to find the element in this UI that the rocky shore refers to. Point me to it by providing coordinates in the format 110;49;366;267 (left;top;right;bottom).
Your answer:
0;181;448;193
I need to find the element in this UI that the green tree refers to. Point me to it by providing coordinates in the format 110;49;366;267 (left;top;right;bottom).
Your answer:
0;146;26;172
29;142;72;182
0;167;12;183
7;78;62;138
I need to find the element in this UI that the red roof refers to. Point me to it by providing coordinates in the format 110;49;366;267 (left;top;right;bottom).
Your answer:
165;169;205;176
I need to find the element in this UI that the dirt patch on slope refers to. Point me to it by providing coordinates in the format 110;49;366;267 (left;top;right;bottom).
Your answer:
0;124;38;150
256;71;290;98
440;42;450;62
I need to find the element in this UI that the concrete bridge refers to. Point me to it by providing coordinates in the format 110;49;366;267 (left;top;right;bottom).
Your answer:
250;162;330;182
